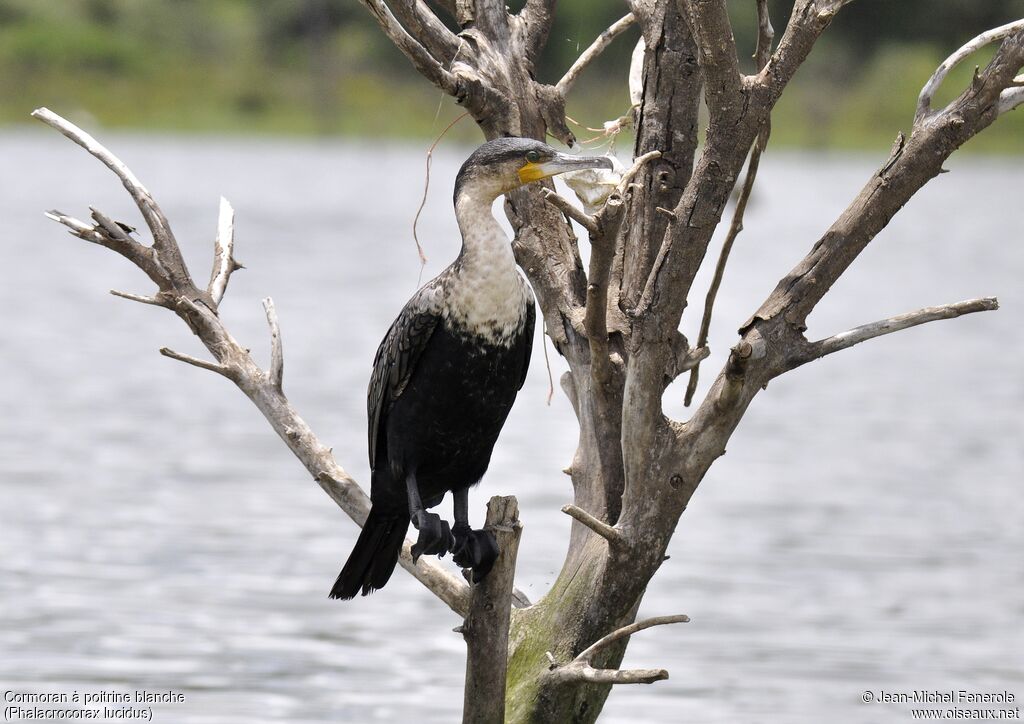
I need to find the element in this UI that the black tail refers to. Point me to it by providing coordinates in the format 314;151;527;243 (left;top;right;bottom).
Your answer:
329;506;409;600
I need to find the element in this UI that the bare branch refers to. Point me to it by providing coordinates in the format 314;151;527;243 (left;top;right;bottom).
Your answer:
553;666;669;685
747;32;1024;339
90;207;134;243
555;13;636;97
632;231;673;320
32;108;194;288
916;19;1024;123
39;109;473;618
390;0;461;62
159;347;231;377
547;614;689;685
109;289;167;307
45;210;106;243
262;297;284;392
542;188;597;233
616;151;662;194
44;208;169;290
684;0;774;406
577;614;690;662
208;197;236;307
358;0;458;94
998;85;1024;115
755;0;850;101
789;297;999;369
561;504;622;545
461;496;523;724
677;0;742;119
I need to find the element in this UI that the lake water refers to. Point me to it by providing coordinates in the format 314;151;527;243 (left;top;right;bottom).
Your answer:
1;130;1021;723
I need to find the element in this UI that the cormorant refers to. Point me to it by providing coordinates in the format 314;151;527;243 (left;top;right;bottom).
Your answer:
330;137;613;599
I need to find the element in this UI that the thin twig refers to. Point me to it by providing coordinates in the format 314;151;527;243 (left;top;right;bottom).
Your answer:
683;0;773;406
916;19;1024;123
684;141;766;406
159;347;231;377
555;13;636;97
793;297;998;367
209;197;236;306
575;614;690;663
561;504;622;545
262;297;284;392
45;210;105;243
547;614;689;685
615;150;661;195
110;289;165;307
632;233;672;319
542;188;597;233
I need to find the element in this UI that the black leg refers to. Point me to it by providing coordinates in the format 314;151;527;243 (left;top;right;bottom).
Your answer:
451;488;500;582
453;487;470;531
406;474;453;562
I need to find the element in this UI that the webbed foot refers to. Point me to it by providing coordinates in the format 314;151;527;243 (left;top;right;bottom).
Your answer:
452;523;500;583
410;511;454;563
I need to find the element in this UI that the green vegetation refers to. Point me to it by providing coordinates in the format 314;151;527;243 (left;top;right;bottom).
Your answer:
1;0;1022;151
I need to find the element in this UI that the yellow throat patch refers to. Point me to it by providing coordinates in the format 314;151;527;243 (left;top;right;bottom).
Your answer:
517;161;548;184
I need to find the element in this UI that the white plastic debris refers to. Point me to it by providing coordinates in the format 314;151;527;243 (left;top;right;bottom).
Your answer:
562;155;627;215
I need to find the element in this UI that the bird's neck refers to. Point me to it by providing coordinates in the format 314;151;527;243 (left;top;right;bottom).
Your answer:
453;191;516;270
446;191;528;344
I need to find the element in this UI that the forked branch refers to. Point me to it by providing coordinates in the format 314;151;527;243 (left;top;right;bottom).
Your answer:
546;614;689;685
916;19;1024;123
34;107;472;616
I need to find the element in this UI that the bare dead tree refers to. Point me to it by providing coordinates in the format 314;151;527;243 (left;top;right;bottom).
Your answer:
35;1;1024;720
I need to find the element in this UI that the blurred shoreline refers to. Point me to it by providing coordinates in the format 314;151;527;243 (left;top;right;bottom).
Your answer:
1;0;1023;152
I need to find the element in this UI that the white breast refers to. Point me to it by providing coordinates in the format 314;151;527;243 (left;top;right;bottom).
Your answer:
445;193;531;346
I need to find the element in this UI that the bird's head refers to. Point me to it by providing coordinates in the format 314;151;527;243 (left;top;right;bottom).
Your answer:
454;137;613;203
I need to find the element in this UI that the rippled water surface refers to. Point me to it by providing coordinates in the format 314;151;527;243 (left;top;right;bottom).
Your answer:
1;131;1022;723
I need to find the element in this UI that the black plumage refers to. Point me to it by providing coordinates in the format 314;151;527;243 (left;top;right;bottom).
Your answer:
329;137;611;600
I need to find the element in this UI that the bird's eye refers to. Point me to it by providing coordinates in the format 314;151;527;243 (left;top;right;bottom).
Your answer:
525;150;541;163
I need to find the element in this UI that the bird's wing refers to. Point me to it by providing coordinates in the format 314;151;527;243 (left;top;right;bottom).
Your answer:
518;288;536;391
367;281;443;468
